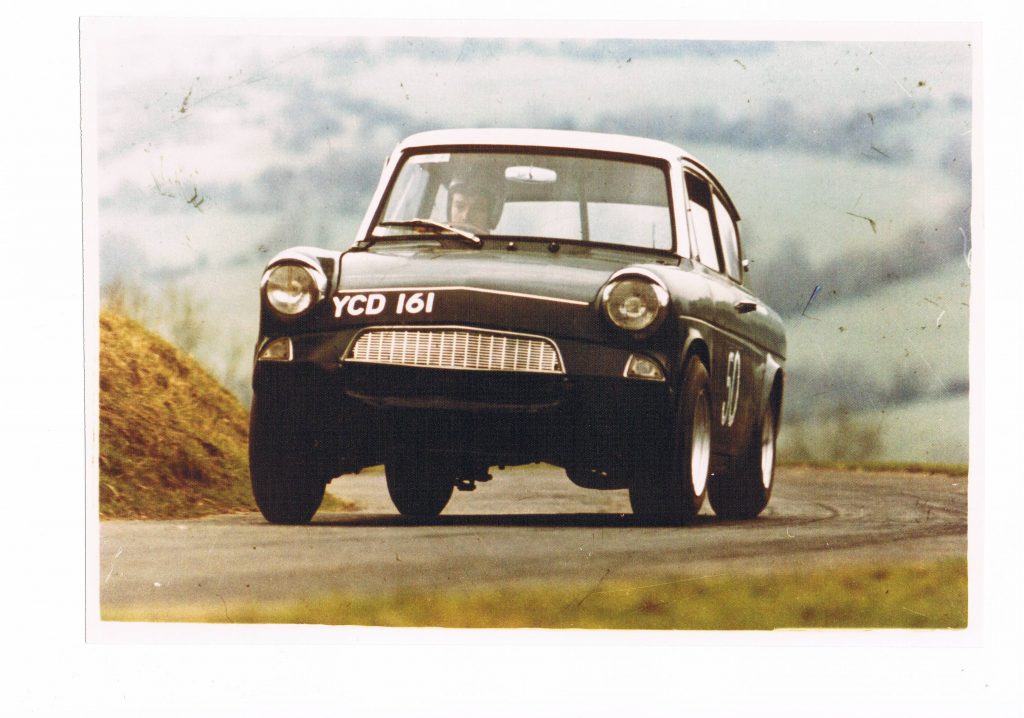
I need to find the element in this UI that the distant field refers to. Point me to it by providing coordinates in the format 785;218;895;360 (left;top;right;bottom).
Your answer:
873;395;970;464
780;260;971;444
779;394;969;465
784;260;970;382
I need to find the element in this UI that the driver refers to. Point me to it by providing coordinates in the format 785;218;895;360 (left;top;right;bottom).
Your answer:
447;179;498;234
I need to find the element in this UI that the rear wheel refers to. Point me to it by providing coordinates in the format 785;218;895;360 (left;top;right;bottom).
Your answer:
385;452;455;517
249;397;327;525
708;399;776;519
629;357;711;525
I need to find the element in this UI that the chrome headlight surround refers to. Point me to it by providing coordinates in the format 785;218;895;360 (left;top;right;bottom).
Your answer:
600;269;670;335
260;260;328;318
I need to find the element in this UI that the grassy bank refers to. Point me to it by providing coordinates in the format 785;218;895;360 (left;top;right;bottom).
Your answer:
104;558;966;629
99;310;257;519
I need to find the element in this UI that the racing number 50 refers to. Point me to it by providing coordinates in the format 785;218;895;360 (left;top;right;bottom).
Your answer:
721;350;741;427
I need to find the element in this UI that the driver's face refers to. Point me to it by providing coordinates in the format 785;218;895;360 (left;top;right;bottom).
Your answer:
449;191;492;231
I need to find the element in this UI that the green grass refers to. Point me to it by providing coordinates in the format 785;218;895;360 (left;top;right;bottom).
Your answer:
104;559;966;629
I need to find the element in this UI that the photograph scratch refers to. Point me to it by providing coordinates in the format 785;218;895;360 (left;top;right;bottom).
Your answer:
802;284;822;316
845;211;878;234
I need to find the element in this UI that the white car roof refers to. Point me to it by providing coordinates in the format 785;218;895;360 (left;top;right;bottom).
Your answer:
397;128;698;164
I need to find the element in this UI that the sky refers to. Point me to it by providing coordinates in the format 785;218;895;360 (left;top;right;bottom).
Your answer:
90;34;972;220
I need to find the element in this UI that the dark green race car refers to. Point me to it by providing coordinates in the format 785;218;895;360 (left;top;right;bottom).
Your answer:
249;129;786;525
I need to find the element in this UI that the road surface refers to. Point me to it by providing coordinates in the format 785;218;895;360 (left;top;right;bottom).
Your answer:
99;465;967;613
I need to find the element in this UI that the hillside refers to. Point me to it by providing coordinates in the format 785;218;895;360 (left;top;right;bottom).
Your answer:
98;310;256;519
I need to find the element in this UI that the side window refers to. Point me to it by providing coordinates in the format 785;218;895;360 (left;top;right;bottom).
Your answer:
713;193;741;282
684;173;720;272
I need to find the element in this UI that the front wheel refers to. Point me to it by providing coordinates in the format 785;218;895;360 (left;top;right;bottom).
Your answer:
708;400;777;520
249;397;326;525
629;357;711;525
385;453;455;517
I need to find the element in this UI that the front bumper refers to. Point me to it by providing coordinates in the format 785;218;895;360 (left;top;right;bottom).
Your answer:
252;325;675;473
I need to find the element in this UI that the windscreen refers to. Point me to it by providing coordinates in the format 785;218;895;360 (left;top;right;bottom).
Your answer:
376;150;674;250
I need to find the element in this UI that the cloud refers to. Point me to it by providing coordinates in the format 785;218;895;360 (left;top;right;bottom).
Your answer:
588;96;965;163
214;151;383;215
273;80;428;154
322;37;777;65
553;39;777;61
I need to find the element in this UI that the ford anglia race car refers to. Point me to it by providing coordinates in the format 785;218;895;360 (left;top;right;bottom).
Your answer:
249;128;786;525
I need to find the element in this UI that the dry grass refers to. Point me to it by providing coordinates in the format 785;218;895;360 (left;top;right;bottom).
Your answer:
104;559;967;629
99;310;257;519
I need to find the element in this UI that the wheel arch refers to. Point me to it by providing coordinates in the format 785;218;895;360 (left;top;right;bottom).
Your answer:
678;327;711;386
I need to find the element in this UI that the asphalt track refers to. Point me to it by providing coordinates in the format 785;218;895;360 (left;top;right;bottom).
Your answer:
98;465;967;613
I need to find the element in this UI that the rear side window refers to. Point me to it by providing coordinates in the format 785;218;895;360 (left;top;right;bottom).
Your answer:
684;173;720;271
713;193;741;282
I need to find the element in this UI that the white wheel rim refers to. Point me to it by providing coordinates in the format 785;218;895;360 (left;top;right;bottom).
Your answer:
760;409;776;490
690;389;711;496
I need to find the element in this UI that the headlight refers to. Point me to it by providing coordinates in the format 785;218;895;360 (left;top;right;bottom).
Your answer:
262;262;325;317
601;277;669;332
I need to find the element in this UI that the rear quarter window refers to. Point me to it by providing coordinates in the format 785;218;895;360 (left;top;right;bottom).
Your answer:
713;193;742;282
684;173;720;272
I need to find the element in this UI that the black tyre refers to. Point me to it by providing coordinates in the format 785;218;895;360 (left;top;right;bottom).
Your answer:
708;399;777;520
629;357;712;525
385;453;455;517
249;396;326;525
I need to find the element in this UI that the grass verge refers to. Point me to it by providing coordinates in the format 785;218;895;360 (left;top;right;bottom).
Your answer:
104;558;966;629
778;459;968;477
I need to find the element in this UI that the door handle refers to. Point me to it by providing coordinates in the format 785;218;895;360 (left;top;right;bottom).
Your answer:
734;300;758;314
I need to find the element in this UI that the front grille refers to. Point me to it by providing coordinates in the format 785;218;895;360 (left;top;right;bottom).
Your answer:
345;326;564;374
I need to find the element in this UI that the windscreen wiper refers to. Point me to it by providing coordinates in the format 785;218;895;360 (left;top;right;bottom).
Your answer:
363;219;482;247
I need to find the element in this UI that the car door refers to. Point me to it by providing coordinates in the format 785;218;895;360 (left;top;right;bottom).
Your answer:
683;169;766;457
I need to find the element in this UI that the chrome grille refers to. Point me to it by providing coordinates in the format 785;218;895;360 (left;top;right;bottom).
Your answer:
345;327;564;374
